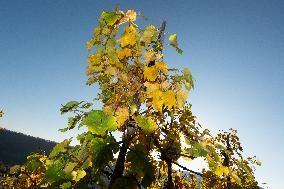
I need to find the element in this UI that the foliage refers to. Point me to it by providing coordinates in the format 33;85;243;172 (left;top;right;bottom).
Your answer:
0;8;260;189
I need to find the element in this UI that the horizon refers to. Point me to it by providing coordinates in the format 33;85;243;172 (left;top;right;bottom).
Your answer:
1;1;284;188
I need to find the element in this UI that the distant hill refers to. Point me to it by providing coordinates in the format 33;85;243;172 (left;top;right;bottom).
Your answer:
0;128;57;166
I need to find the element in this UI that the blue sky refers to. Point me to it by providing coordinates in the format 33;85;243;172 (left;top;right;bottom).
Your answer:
0;0;283;188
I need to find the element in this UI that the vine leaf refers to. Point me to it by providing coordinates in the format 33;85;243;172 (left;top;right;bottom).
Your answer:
151;90;176;112
60;101;80;114
119;25;138;47
60;182;71;189
72;169;86;182
140;25;158;47
126;144;155;187
214;166;229;176
155;62;168;73
45;161;65;184
115;107;129;127
169;34;183;54
99;11;120;26
81;110;118;136
91;136;118;168
144;66;158;81
135;115;158;134
49;139;71;158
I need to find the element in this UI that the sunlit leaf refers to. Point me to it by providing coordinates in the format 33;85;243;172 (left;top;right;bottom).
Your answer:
81;110;118;136
144;66;158;81
49;139;71;158
135;115;158;134
119;25;138;47
60;101;80;114
140;25;158;47
144;50;155;63
60;181;71;189
99;11;120;26
169;34;183;54
115;106;129;127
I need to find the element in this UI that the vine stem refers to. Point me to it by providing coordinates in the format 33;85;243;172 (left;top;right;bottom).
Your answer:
108;128;132;188
166;160;174;189
172;161;203;177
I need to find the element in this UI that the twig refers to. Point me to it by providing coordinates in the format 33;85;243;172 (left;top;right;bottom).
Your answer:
172;162;203;177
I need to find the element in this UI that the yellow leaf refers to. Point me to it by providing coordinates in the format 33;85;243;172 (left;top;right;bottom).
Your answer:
176;90;189;108
215;166;223;177
117;48;132;60
144;66;158;81
140;25;157;46
155;62;168;73
144;82;159;94
144;50;155;63
103;106;114;114
87;54;101;65
135;115;158;134
93;27;101;42
231;172;242;185
86;41;92;51
223;167;230;176
129;104;137;116
125;10;137;22
256;160;261;166
183;68;190;76
155;53;163;59
105;66;116;75
151;90;176;112
119;25;138;47
86;63;102;75
160;82;171;91
115;107;129;127
152;90;164;112
215;166;230;177
163;90;176;109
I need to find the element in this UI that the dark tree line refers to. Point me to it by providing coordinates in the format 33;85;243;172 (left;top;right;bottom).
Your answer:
0;129;56;165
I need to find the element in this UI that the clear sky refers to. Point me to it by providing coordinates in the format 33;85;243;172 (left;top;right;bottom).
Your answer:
0;0;283;188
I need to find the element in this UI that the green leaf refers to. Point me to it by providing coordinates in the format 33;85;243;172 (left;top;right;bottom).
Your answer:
74;169;86;182
126;144;155;187
58;127;69;133
91;136;118;168
26;160;41;172
140;25;158;47
59;115;81;133
182;68;194;90
45;161;65;183
135;115;158;134
99;11;120;26
81;110;118;136
64;162;77;174
49;139;71;158
68;116;79;129
60;182;72;189
216;144;226;150
169;34;183;54
187;143;207;157
60;101;80;114
80;102;93;109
